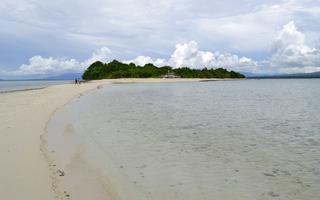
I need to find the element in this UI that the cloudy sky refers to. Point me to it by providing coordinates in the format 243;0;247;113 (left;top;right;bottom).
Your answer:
0;0;320;78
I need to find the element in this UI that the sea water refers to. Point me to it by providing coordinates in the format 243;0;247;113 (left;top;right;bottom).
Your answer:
47;79;320;200
0;80;70;92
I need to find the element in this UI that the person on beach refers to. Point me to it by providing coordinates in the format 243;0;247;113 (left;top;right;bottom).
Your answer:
75;78;78;84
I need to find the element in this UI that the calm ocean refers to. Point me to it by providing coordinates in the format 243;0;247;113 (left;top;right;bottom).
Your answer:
0;80;70;92
47;79;320;200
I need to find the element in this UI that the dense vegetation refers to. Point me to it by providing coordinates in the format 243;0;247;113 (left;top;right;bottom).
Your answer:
82;60;245;80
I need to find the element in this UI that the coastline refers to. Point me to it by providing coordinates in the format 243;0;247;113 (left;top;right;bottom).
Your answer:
0;78;218;200
0;87;46;94
44;79;320;200
0;80;112;200
0;80;70;93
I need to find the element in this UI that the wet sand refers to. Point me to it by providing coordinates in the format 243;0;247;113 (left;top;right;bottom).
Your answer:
0;78;213;200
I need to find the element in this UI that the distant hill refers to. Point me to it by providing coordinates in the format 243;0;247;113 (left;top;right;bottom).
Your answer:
0;73;82;81
239;71;276;78
248;71;320;79
240;72;265;77
82;60;245;80
286;71;320;78
44;73;83;80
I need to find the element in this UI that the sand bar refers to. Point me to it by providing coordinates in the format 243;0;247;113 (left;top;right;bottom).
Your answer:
0;78;213;200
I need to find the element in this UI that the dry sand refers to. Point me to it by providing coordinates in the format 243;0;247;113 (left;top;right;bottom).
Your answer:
0;78;212;200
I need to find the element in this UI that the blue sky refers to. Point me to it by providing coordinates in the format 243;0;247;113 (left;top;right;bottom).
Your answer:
0;0;320;78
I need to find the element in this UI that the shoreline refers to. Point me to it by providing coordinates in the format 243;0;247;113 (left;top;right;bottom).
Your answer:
0;87;46;94
0;80;70;93
0;78;221;200
0;80;111;200
44;79;320;200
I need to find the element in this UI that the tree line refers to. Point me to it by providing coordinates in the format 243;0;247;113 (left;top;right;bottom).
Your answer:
82;60;245;80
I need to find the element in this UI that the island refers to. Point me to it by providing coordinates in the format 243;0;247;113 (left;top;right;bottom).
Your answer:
82;60;245;80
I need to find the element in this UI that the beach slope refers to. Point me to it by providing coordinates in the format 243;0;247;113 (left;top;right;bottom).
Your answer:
0;81;111;199
0;78;209;199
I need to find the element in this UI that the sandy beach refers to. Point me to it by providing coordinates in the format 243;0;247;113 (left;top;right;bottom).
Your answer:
2;1;320;199
0;78;212;200
2;78;318;200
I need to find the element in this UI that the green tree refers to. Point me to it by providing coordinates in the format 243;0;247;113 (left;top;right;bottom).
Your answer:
82;60;245;80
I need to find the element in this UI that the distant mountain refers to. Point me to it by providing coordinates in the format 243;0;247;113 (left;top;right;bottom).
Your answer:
287;71;320;78
0;73;82;81
240;72;267;77
44;73;83;80
248;71;320;79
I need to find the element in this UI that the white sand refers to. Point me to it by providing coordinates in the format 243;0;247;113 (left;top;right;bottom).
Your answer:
0;78;212;200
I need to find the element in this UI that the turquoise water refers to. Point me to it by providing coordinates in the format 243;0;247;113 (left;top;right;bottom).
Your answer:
0;80;70;92
48;79;320;200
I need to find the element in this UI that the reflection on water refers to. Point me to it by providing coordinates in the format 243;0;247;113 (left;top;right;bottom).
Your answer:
48;79;320;200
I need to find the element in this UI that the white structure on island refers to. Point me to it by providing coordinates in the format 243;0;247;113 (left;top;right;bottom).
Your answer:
161;70;181;78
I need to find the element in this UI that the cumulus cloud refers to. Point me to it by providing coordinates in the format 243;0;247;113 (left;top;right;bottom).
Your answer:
2;0;320;71
19;56;80;75
270;21;320;73
15;41;259;76
8;21;320;78
124;56;168;67
125;26;320;74
125;41;258;72
169;41;258;71
84;47;113;67
1;0;320;77
188;0;320;53
16;47;113;75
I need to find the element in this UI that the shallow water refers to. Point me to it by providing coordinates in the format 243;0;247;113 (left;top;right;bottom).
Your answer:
47;79;320;200
0;80;70;92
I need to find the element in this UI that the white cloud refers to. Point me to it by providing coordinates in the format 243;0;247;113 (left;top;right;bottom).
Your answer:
270;21;320;73
1;0;320;77
193;0;320;53
13;41;258;77
124;56;168;67
2;0;320;68
124;41;258;72
169;41;258;71
83;47;113;67
15;47;113;75
19;56;80;75
5;20;320;78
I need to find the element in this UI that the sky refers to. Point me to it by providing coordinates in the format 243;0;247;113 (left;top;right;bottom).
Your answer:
0;0;320;79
